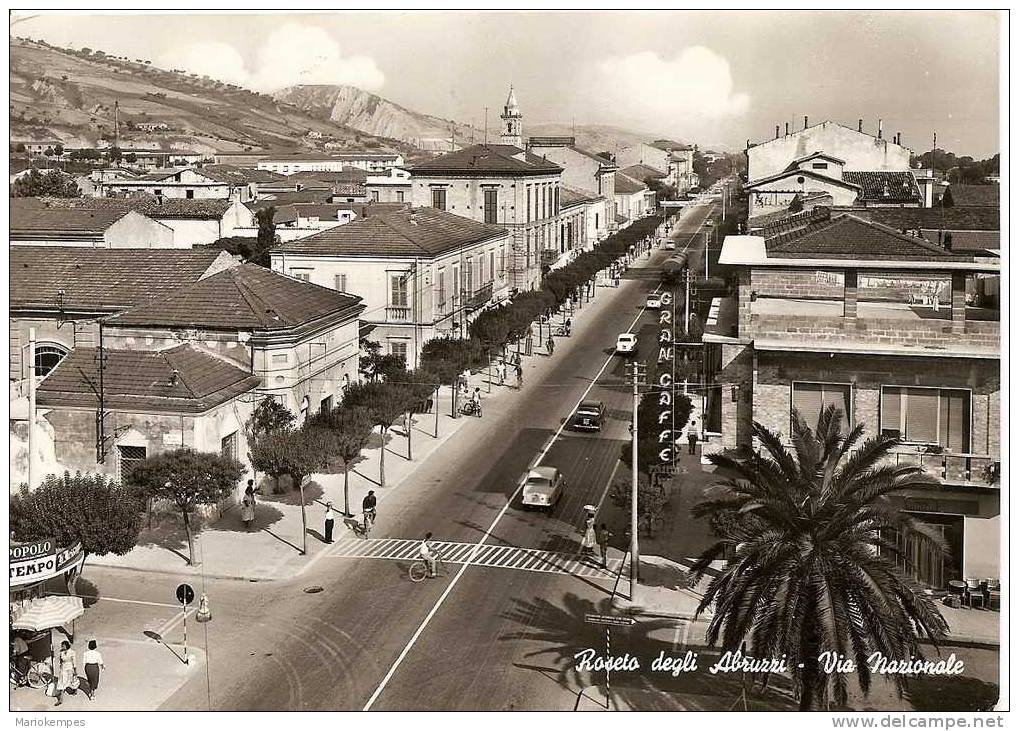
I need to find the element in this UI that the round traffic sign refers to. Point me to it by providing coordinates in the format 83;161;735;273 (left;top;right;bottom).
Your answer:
176;583;195;606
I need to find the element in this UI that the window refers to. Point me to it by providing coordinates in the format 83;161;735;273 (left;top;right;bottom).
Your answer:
290;269;311;282
396;190;404;203
499;247;505;277
811;162;828;170
271;353;288;366
300;395;310;422
465;257;474;294
437;269;446;312
334;273;348;292
792;382;851;434
541;185;547;219
526;186;532;223
595;213;600;229
390;340;408;363
371;189;380;202
431;188;447;211
489;251;495;283
452;266;460;306
153;189;163;197
118;445;147;483
186;189;195;199
221;432;238;461
796;176;805;184
484;188;498;224
320;395;333;414
554;187;560;215
390;274;409;308
34;343;69;377
881;386;970;451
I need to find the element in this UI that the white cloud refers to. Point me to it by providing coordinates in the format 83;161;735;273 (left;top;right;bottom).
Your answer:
598;47;749;122
163;23;385;92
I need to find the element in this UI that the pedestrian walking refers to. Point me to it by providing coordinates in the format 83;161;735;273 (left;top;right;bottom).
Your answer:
470;387;482;417
53;640;77;706
515;362;523;389
459;368;471;392
565;317;572;336
324;501;335;543
497;360;507;386
546;335;554;355
687;421;699;456
240;482;256;531
579;513;597;558
596;523;613;568
82;639;103;700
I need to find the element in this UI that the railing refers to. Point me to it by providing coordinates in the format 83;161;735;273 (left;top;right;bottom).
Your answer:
386;306;411;322
890;449;1000;488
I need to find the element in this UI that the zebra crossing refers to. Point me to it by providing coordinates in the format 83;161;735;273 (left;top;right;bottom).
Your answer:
324;537;623;579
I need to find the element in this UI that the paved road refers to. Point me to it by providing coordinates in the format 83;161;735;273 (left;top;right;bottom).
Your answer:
148;203;718;711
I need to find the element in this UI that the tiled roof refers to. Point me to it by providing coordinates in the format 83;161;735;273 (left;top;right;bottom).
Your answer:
619;163;666;181
752;207;834;237
37;344;260;414
948;184;999;207
10;247;231;312
560;186;601;208
410;144;562;175
199;165;287;184
248;191;335;209
766;213;973;261
785;151;846;169
861;206;1000;232
289;169;368;185
747;167;861;191
332;182;367;197
262;151;400;162
25;196;237;220
841;171;920;203
10;198;133;234
279;206;506;258
108;263;364;331
613;172;647;195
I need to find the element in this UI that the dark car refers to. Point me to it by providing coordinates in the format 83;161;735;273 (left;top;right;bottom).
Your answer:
570;400;605;431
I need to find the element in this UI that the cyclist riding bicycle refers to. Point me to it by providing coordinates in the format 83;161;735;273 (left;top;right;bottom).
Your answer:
420;532;438;578
362;490;377;530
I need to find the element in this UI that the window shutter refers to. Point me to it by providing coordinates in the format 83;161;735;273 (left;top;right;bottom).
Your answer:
792;383;824;431
939;390;969;452
882;387;902;436
822;384;852;433
904;388;938;443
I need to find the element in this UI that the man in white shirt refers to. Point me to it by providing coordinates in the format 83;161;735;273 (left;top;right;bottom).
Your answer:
419;532;438;578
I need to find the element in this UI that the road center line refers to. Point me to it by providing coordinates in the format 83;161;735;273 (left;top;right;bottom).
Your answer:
361;221;698;711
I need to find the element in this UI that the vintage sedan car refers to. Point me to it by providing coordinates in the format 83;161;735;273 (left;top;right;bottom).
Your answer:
616;332;637;355
520;467;566;509
645;293;662;309
570;400;605;431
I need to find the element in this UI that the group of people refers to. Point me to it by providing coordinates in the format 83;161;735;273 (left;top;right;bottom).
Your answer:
322;489;377;543
580;510;613;568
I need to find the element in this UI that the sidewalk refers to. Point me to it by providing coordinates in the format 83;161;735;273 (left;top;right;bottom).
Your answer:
89;236;664;583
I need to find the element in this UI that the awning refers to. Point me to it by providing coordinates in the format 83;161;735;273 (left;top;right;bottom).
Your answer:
11;595;85;631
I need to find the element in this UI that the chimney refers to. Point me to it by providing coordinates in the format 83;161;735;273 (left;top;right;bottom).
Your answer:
775;125;779;139
804;115;808;129
858;119;863;133
785;122;789;136
878;119;883;139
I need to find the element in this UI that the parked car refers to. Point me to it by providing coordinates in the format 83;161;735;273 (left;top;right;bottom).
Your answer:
645;293;662;309
664;240;676;250
570;400;605;431
521;467;566;509
616;332;637;355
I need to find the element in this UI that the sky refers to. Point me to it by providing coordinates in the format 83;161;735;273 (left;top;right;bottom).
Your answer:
10;10;1002;157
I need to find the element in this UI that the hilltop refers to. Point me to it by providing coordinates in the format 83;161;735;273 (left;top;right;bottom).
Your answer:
9;38;413;156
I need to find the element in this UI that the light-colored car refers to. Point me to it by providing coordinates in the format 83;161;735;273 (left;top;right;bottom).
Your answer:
645;293;662;309
664;239;676;251
521;467;566;509
616;332;637;354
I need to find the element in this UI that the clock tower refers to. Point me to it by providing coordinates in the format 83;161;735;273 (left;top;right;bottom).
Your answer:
500;85;523;148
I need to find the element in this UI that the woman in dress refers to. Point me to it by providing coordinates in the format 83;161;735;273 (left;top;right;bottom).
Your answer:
580;513;597;557
240;484;256;531
54;640;76;706
83;639;104;699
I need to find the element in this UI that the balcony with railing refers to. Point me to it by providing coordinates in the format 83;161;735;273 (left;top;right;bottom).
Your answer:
386;306;411;322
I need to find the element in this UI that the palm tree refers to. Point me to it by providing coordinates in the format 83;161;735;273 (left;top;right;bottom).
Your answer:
691;405;950;711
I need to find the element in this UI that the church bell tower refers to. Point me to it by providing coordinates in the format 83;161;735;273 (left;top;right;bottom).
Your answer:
500;85;523;148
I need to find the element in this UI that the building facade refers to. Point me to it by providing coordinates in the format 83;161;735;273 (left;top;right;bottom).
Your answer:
270;207;509;368
526;136;617;240
257;151;405;175
703;211;1000;586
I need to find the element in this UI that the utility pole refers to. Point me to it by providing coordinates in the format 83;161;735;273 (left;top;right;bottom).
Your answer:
27;328;36;489
628;361;646;600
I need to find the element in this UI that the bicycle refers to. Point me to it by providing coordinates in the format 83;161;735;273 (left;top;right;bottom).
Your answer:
461;400;482;417
408;554;446;582
10;658;52;690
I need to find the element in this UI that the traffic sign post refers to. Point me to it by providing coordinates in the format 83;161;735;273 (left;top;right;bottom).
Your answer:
176;583;195;665
584;613;635;709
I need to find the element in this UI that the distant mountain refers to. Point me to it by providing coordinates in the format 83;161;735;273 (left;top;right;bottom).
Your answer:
9;38;412;155
275;84;480;152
